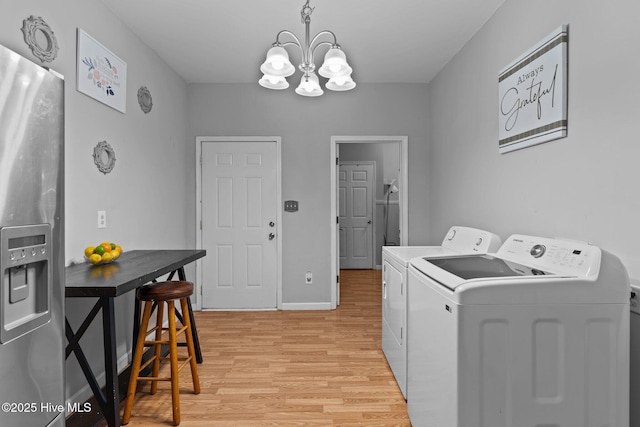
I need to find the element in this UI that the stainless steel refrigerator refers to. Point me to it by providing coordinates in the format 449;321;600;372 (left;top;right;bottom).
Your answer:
0;44;65;426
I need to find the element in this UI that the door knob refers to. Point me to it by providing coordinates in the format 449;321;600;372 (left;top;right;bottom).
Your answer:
268;233;275;240
269;221;275;227
368;220;372;224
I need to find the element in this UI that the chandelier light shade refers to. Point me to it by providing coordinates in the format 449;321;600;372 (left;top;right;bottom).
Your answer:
318;48;351;78
326;74;356;91
258;74;289;90
295;72;323;97
259;0;356;97
260;47;295;77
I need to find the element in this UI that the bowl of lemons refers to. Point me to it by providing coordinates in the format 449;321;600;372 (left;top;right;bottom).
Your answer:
84;242;123;265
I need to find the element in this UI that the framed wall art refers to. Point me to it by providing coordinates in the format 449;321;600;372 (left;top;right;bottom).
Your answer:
76;28;127;113
498;25;568;154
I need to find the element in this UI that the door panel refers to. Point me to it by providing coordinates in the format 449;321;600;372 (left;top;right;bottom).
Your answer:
339;162;374;269
201;141;278;309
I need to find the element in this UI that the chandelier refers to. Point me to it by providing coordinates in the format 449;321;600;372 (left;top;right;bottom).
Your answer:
258;0;356;97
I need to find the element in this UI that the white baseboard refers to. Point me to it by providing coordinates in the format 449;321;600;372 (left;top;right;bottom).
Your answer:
281;302;333;310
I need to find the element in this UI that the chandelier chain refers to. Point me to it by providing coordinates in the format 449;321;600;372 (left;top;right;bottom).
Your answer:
300;0;314;24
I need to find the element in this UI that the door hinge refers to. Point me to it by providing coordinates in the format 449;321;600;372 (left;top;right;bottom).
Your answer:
336;216;339;224
336;157;339;165
200;220;202;230
337;275;340;283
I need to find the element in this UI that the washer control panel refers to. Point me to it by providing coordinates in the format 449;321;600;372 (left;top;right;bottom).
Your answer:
530;244;546;258
498;234;599;277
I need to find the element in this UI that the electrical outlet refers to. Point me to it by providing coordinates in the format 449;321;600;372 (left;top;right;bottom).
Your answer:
97;210;107;228
305;271;312;284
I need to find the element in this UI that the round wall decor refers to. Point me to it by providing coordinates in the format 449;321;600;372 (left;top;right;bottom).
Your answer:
93;141;116;174
21;15;59;63
137;86;153;113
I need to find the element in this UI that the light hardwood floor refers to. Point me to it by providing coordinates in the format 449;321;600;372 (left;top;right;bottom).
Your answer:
118;269;410;426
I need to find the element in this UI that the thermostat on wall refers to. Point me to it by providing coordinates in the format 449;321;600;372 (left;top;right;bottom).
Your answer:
284;200;299;212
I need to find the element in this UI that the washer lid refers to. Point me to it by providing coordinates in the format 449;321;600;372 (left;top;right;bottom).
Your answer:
411;254;561;291
428;255;553;280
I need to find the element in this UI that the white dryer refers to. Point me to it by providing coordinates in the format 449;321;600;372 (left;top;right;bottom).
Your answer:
407;234;630;427
381;226;501;399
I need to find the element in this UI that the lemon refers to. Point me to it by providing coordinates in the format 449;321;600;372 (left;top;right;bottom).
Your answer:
89;254;102;264
111;249;120;259
101;252;114;263
84;246;96;257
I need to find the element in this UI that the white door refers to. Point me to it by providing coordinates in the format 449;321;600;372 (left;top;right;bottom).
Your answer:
339;162;374;269
200;140;278;309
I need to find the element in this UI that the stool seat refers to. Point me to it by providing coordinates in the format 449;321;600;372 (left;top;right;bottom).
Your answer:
137;280;194;301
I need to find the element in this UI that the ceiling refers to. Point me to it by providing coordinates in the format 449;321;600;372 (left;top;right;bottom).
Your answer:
100;0;506;85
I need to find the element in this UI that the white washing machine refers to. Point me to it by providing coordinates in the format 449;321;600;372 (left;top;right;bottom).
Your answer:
630;283;640;426
381;226;501;399
407;234;630;427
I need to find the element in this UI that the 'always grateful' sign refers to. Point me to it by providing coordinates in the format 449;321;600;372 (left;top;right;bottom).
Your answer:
498;26;568;154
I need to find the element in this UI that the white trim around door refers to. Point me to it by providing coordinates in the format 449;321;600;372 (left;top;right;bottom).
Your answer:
330;136;408;310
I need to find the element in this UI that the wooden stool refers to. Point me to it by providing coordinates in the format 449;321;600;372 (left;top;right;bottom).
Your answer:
122;281;201;426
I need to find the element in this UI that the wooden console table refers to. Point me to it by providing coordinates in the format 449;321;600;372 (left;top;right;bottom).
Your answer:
65;249;206;427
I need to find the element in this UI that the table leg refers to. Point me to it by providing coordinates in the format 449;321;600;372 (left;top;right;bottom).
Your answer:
65;297;120;427
177;267;203;363
101;297;121;427
65;317;107;414
131;298;141;365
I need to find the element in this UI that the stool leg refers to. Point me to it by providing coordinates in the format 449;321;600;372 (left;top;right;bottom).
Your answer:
150;300;165;395
180;297;201;394
167;300;181;426
122;301;153;425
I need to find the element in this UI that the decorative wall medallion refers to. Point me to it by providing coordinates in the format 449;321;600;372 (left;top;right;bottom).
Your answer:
21;15;59;63
137;86;153;113
93;141;116;174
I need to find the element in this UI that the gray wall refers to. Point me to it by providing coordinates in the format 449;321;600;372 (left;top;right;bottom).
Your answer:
0;0;188;407
426;0;640;282
187;83;430;303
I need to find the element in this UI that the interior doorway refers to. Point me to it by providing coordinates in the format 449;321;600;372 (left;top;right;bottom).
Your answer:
330;136;408;308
